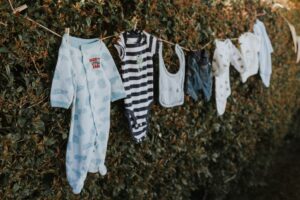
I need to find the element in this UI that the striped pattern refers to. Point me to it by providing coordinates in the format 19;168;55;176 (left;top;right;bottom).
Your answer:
116;31;158;142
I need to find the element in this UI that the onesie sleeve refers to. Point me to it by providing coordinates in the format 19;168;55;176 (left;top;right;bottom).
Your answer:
254;22;273;54
101;42;126;102
212;46;222;77
230;43;245;74
263;25;274;54
212;53;224;77
50;45;75;109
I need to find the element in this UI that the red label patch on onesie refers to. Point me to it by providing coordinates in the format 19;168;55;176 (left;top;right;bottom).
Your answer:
89;57;100;69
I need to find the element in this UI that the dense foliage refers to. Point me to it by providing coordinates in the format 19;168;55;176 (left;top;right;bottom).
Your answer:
0;0;299;199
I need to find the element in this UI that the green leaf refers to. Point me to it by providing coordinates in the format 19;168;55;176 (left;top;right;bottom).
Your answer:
0;47;9;53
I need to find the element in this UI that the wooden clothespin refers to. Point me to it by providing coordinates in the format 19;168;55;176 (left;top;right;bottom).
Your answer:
254;10;257;19
132;16;139;31
13;4;28;14
65;27;70;44
65;27;70;35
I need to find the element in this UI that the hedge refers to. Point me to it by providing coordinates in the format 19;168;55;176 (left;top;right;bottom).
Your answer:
0;0;300;199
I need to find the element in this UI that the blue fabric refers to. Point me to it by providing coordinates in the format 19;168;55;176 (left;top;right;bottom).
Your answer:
185;49;212;102
50;34;126;194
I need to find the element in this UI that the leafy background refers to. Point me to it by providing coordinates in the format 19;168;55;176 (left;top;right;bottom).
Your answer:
0;0;300;199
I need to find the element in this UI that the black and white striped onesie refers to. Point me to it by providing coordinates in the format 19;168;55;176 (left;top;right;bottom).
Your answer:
115;31;158;142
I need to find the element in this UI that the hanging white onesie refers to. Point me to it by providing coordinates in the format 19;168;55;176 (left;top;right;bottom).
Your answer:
212;39;245;116
254;19;274;87
159;42;185;107
50;34;126;194
239;32;261;83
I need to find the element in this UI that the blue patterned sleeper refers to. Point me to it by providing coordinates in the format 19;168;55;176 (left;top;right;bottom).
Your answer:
50;34;126;194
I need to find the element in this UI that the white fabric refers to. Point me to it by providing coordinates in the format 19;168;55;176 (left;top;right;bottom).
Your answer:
297;36;300;63
159;42;185;107
254;19;274;87
213;39;244;116
239;32;261;83
287;22;298;53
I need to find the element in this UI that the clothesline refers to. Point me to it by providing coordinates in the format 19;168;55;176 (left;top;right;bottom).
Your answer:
7;1;210;51
7;0;202;51
6;0;289;52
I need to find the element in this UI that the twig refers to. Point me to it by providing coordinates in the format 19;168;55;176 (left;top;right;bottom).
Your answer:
29;53;40;74
27;95;48;108
0;21;7;26
7;0;14;11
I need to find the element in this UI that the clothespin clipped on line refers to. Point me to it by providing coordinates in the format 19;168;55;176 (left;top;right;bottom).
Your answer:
65;27;70;35
13;4;28;14
65;27;70;44
131;16;139;31
134;18;138;31
246;10;266;32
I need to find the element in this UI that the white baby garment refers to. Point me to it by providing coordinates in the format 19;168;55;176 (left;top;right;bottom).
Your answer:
239;32;261;83
254;19;274;87
297;36;300;63
51;34;126;194
213;39;244;116
287;22;298;53
159;42;185;107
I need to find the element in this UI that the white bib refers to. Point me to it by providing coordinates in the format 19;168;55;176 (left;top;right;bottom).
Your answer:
159;42;185;107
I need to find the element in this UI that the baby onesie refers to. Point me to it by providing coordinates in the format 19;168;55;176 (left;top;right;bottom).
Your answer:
50;34;126;194
212;39;245;116
185;49;212;101
254;19;274;87
115;30;159;143
239;32;261;83
159;42;185;107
